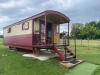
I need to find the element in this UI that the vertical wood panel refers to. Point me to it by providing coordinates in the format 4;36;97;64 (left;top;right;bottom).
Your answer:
51;24;60;44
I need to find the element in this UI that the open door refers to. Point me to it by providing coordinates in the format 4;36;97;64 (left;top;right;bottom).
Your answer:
52;24;60;44
46;22;52;44
40;21;45;45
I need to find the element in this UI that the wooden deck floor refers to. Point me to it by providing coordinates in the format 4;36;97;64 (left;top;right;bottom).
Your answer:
33;44;68;48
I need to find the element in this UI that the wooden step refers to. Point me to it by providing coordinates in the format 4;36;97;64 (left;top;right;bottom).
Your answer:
40;49;47;51
57;49;71;55
58;49;61;50
66;56;73;59
59;58;84;68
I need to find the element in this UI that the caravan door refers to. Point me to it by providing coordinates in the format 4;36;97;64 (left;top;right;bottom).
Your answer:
53;25;60;44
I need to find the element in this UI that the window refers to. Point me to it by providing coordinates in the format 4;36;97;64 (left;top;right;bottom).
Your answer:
22;22;29;30
8;28;11;33
54;25;59;33
41;24;45;33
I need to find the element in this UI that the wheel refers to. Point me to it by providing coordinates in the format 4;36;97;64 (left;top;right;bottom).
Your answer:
16;48;19;50
33;48;39;56
9;46;13;50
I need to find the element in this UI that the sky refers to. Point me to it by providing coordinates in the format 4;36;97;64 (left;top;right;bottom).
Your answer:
0;0;100;35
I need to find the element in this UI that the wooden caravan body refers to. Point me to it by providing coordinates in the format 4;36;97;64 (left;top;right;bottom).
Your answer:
3;10;74;61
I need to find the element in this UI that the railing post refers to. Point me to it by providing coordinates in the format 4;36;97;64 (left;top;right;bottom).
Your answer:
68;22;69;46
65;39;67;61
52;29;55;52
74;38;76;58
44;15;47;46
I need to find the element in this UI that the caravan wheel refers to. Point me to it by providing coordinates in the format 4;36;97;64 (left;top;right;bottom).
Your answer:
33;48;39;57
9;46;12;50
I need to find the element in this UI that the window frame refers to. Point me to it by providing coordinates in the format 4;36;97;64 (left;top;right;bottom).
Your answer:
8;28;11;33
54;25;59;33
22;22;29;30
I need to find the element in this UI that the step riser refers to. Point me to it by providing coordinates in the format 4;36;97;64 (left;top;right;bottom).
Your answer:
57;49;75;57
54;46;75;61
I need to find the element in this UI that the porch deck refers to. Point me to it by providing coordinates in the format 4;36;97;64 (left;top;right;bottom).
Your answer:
33;44;68;48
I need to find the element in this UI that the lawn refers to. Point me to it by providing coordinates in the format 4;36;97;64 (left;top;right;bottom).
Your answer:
68;39;100;75
0;38;100;75
0;38;68;75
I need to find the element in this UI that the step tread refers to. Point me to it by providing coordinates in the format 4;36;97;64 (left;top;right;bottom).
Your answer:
66;56;73;59
40;49;47;51
58;50;70;53
59;59;84;68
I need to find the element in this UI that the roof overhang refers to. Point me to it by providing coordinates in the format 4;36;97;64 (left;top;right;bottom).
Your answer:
45;10;70;24
4;10;70;29
34;10;70;24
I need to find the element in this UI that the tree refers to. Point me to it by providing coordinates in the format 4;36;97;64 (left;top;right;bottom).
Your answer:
80;22;99;39
71;23;83;39
0;35;3;38
80;22;100;49
95;21;100;29
89;21;97;26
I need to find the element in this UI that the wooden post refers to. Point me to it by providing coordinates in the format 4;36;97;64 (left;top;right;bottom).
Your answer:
88;38;89;50
68;22;69;46
74;38;76;58
44;15;47;46
81;39;82;46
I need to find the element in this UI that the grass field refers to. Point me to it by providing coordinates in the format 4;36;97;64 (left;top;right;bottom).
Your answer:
0;38;100;75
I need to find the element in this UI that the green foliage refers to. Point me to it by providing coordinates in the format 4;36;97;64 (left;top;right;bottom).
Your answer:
89;21;97;26
80;23;100;39
96;21;100;29
71;21;100;39
0;35;3;38
71;23;83;39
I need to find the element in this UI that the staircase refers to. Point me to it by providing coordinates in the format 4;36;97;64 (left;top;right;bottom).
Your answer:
54;46;76;61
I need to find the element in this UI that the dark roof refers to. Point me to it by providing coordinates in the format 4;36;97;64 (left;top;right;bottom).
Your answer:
3;10;70;29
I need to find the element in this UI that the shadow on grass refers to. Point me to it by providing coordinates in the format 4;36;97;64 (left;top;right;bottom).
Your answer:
50;57;61;61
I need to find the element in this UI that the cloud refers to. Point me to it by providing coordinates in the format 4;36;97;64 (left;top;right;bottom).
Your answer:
41;0;78;10
0;0;10;3
0;16;12;27
0;0;28;8
0;0;100;35
0;30;3;35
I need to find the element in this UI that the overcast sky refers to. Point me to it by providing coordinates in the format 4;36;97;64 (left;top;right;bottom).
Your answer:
0;0;100;35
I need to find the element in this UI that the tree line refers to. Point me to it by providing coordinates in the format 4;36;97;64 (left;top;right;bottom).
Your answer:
71;21;100;39
0;35;3;38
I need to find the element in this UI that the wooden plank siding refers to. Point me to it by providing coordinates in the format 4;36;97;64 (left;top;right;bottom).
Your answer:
52;24;60;44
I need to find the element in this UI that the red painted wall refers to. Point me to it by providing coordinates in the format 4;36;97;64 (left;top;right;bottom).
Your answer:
4;34;33;50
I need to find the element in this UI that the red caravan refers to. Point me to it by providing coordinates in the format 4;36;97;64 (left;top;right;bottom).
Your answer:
3;10;75;61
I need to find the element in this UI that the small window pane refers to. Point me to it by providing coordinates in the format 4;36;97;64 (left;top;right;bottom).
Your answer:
8;28;11;33
22;22;29;30
54;25;59;33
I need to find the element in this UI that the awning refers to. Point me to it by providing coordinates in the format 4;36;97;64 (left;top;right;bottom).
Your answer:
34;10;70;24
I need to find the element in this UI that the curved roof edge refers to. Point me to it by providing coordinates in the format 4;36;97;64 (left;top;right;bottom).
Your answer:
4;10;70;29
45;10;70;22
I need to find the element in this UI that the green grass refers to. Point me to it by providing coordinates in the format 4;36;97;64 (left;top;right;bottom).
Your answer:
0;38;3;45
0;38;68;75
67;39;100;65
66;62;98;75
68;39;100;75
0;38;100;75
